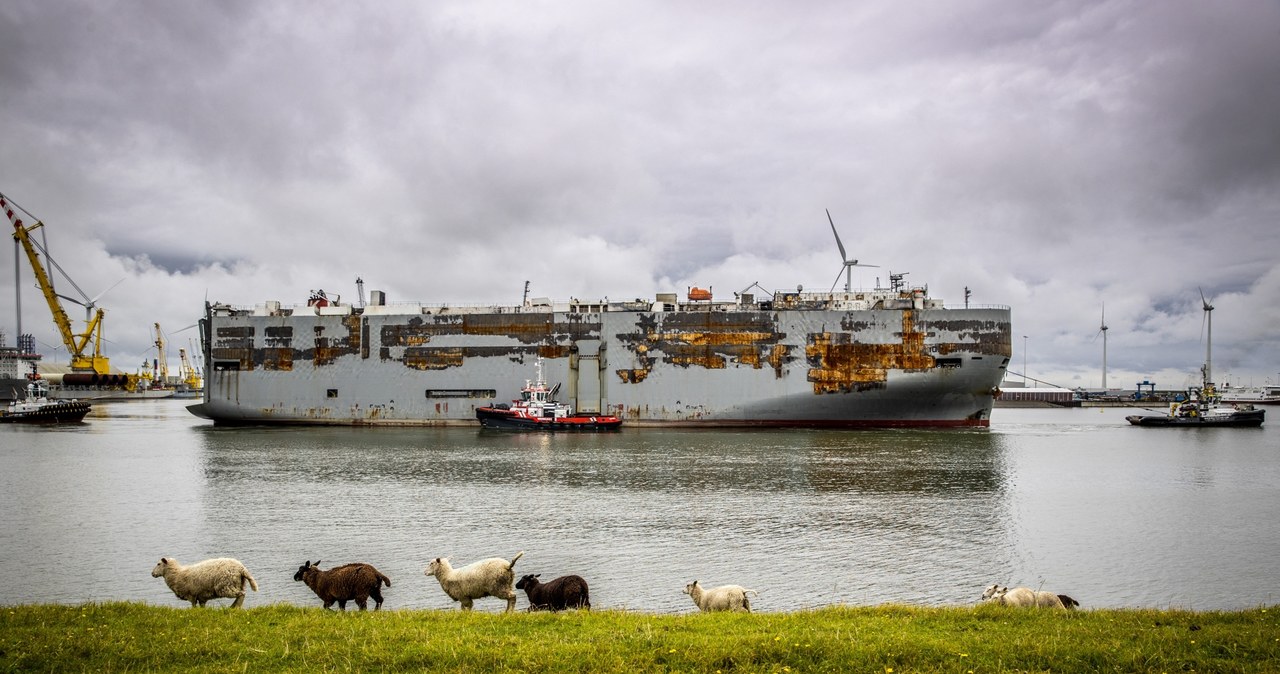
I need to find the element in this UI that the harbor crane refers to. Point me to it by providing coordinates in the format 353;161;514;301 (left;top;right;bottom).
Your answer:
4;192;113;375
153;323;169;384
178;347;202;392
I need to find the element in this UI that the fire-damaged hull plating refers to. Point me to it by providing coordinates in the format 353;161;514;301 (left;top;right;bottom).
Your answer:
188;288;1012;428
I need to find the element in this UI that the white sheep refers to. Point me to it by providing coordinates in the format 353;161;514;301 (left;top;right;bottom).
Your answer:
424;551;524;612
151;557;259;608
980;584;1070;609
683;580;758;612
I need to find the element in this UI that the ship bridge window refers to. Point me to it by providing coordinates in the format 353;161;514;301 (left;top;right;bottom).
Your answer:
936;357;963;368
212;360;241;371
327;388;339;398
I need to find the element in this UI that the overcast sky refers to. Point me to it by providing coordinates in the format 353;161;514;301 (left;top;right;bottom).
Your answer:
2;0;1278;391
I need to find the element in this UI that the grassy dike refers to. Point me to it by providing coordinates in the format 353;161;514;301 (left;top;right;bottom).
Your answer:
2;603;1277;672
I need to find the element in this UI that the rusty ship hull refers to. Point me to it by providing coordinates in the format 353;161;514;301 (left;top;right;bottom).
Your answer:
188;290;1011;428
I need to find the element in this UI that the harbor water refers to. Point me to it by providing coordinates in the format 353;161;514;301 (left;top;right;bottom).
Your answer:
1;401;1276;612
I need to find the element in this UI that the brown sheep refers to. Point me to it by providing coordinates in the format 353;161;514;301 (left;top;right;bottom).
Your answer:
293;560;391;611
516;573;591;611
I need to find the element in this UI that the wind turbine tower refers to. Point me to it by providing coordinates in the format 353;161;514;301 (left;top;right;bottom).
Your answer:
1099;305;1108;390
1200;289;1214;385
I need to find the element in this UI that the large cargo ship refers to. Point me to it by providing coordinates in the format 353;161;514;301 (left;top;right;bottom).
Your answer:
187;278;1012;428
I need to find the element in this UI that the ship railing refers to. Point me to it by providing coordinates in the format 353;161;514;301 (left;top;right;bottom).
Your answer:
232;298;1013;316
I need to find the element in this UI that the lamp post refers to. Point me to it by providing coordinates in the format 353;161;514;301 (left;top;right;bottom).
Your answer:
1022;335;1028;387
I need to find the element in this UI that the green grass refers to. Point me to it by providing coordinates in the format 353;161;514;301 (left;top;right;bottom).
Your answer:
2;603;1277;672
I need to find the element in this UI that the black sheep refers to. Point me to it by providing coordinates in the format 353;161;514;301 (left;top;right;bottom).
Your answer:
516;573;591;611
293;560;391;610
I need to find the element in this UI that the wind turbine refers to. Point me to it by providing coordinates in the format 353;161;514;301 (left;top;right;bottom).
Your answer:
1092;303;1109;390
1199;288;1214;386
23;225;124;324
826;209;878;293
60;278;125;325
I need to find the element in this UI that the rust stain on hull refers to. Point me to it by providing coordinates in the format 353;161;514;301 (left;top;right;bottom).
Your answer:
807;310;936;394
616;311;793;383
381;315;600;346
313;317;361;366
379;316;593;369
394;344;574;371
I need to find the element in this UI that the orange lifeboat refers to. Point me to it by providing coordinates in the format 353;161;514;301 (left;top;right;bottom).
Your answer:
687;287;712;302
307;289;331;307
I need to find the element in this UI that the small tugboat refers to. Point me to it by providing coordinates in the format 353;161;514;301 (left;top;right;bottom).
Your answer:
1;376;91;424
476;358;622;431
1126;382;1264;428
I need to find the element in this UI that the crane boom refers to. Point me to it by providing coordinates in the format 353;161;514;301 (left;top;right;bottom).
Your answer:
3;193;111;374
153;323;169;382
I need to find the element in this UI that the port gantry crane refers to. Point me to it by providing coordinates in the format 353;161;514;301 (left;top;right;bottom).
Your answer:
3;192;113;375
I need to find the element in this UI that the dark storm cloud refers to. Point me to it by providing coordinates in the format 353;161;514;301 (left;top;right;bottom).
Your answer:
1;0;1278;387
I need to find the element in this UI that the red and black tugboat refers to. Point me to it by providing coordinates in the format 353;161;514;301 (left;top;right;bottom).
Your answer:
476;358;622;431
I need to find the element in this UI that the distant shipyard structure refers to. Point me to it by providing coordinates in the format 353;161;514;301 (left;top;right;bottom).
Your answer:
0;330;41;402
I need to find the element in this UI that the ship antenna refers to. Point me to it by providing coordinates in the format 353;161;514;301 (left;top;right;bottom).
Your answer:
522;281;530;307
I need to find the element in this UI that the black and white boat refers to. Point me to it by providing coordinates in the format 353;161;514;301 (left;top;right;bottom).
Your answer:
0;377;91;424
1126;384;1264;427
1127;291;1265;428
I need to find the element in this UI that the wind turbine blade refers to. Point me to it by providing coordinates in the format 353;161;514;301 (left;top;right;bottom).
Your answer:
89;277;127;305
829;267;846;293
57;293;86;307
853;263;881;269
826;209;848;262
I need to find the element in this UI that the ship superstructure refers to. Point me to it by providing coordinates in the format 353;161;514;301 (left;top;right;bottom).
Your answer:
0;330;42;402
189;282;1012;428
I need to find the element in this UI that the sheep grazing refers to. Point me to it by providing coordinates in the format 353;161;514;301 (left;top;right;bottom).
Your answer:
424;551;524;612
683;580;758;613
980;584;1071;609
151;557;258;608
516;573;591;611
293;560;392;611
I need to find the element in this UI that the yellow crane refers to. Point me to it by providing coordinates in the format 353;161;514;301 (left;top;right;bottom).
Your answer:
178;347;203;392
3;192;112;375
153;323;169;384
